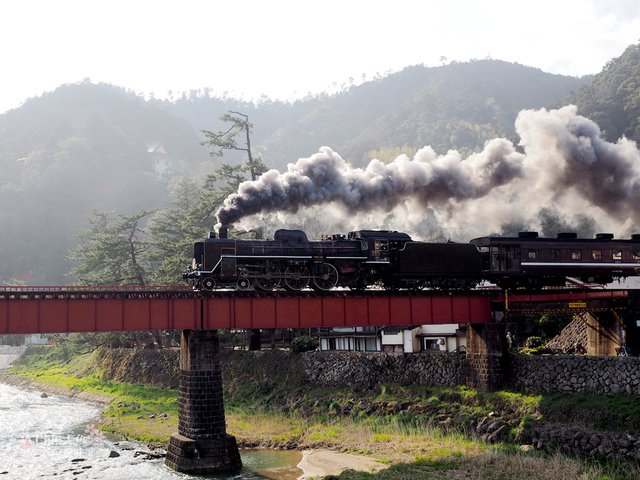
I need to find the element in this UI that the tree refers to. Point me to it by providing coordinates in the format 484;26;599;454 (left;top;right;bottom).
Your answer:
68;210;152;286
65;209;178;349
147;178;215;284
201;110;267;185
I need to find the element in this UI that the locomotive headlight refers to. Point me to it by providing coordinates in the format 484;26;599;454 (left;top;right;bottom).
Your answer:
360;241;368;250
192;258;198;270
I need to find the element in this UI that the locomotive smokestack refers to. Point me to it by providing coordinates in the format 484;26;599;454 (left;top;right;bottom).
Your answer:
219;225;229;239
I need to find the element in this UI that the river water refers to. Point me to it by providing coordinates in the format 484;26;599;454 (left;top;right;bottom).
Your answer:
0;382;302;480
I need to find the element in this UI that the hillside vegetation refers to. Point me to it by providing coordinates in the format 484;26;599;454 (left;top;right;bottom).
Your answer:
565;43;640;144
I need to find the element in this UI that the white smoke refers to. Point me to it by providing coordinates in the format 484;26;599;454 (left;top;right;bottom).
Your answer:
217;106;640;240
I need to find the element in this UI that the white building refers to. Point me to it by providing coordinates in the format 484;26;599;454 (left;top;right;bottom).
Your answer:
315;324;466;354
316;327;381;352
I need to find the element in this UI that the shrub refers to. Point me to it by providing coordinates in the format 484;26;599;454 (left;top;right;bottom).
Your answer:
525;336;543;349
290;336;318;352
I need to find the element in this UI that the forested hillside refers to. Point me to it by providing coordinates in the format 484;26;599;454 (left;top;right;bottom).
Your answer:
564;43;640;143
261;60;589;166
0;82;211;283
1;44;638;284
161;60;588;168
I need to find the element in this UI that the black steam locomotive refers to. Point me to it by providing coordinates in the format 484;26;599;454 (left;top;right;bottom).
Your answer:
183;228;640;291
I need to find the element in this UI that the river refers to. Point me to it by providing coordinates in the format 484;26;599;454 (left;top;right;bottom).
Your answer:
0;381;302;480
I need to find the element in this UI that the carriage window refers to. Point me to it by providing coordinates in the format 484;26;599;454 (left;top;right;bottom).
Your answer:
551;249;561;260
528;249;538;260
490;245;520;271
634;251;640;261
612;250;622;261
570;250;582;260
592;250;602;261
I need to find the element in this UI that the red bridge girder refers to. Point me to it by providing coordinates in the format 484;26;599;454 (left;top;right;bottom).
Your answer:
202;294;491;330
0;287;631;335
0;288;492;334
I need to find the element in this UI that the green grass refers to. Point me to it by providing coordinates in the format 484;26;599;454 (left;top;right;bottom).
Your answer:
537;393;640;434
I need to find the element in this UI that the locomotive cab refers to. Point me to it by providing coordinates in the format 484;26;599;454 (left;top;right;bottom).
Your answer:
192;242;204;270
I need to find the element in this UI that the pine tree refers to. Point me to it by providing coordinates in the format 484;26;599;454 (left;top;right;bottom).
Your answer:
68;210;152;286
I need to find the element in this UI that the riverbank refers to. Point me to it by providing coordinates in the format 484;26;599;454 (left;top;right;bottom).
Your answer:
6;346;640;479
0;349;389;478
0;371;115;404
0;376;389;479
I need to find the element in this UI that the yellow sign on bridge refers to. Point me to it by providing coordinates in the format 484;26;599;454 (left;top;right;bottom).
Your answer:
568;301;588;309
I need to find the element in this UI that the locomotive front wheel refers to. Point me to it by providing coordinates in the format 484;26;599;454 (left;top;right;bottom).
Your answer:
284;266;310;291
237;277;251;290
312;263;339;291
201;277;216;291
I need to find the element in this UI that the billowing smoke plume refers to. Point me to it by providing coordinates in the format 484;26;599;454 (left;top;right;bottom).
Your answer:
216;106;640;239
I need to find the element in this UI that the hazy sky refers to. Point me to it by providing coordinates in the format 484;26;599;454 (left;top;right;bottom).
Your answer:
1;0;639;114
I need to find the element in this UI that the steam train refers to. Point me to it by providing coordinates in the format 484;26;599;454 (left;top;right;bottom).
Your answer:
183;228;640;291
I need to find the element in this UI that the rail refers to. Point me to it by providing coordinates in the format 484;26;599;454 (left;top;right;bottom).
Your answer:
0;285;632;300
0;285;195;299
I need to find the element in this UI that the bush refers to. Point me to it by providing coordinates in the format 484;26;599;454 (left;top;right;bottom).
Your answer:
525;336;543;349
290;336;318;353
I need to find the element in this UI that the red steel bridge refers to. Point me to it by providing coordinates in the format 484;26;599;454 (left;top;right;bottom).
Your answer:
0;286;630;335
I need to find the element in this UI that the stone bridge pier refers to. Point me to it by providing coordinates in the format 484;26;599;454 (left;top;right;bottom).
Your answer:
165;329;242;474
465;324;506;391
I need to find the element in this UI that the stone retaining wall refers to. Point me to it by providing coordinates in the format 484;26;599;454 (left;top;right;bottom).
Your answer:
89;347;640;396
299;351;640;396
508;354;640;395
300;351;467;389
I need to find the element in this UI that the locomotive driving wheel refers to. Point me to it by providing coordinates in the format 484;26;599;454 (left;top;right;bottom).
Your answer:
312;263;339;291
255;264;281;291
284;265;310;291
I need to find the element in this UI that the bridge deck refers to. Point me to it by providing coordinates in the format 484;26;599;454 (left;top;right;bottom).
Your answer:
0;287;493;334
0;287;629;335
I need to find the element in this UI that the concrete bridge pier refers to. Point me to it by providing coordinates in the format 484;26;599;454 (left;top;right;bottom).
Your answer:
165;329;242;474
465;324;506;391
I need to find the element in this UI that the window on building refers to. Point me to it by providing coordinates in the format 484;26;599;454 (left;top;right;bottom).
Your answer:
613;250;622;261
592;250;602;261
570;250;582;260
358;327;378;333
365;337;378;352
423;339;440;351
